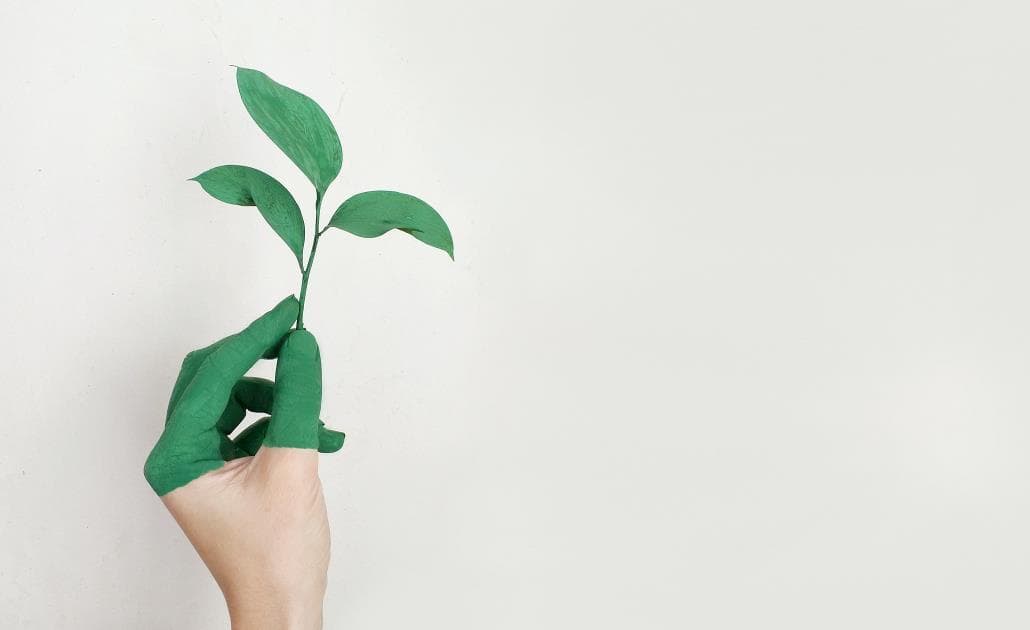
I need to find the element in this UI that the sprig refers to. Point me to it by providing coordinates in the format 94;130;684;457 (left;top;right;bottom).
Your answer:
191;67;454;329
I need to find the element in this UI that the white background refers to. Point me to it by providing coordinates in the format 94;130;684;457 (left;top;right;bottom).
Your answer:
2;1;1029;628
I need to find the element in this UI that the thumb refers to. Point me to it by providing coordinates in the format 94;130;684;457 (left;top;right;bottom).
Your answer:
264;329;322;450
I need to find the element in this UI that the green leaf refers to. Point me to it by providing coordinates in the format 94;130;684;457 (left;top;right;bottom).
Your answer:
235;67;342;195
327;191;454;259
191;165;306;266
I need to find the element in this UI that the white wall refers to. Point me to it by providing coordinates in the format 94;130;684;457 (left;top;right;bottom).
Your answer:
2;1;1029;628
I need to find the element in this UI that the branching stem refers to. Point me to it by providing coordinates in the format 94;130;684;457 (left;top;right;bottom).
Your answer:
296;190;325;329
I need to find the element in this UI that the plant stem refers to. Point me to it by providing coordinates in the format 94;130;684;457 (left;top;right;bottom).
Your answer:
296;190;324;330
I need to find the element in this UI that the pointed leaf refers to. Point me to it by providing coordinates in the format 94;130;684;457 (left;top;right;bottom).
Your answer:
235;67;342;195
327;191;454;259
191;165;306;265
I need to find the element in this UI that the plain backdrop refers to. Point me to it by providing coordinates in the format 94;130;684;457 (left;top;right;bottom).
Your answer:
2;1;1029;628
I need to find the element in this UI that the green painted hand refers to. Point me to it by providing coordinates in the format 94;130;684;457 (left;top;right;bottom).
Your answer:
144;296;344;496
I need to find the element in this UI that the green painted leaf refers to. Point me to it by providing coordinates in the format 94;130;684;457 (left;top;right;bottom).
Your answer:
191;165;306;266
235;67;342;195
327;191;454;259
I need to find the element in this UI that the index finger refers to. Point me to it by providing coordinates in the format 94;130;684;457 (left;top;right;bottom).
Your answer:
168;295;299;433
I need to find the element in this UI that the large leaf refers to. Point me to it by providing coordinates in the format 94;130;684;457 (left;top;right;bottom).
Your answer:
235;67;342;195
327;191;454;259
190;165;306;266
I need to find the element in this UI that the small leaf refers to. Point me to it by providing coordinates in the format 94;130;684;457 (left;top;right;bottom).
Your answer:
235;67;342;195
327;191;454;259
191;165;306;266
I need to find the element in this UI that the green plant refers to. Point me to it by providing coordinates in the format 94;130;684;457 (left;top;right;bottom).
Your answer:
191;67;454;328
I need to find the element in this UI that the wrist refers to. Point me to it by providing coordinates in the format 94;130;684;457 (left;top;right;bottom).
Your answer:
229;607;322;630
226;588;324;630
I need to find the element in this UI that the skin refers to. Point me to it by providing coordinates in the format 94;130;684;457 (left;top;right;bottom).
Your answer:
144;297;341;629
162;447;329;630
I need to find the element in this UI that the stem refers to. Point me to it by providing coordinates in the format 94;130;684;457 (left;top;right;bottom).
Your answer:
296;190;325;330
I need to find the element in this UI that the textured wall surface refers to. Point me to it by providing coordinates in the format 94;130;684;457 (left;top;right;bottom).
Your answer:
2;1;1029;628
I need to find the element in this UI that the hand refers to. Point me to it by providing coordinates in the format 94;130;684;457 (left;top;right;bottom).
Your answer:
144;296;344;630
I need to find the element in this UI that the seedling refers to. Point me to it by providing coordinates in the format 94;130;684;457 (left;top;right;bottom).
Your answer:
191;67;454;328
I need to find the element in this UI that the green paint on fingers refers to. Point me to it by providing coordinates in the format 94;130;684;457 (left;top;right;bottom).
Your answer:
264;330;322;449
143;298;344;496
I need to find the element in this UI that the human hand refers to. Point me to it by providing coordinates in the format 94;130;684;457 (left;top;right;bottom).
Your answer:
144;296;344;630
